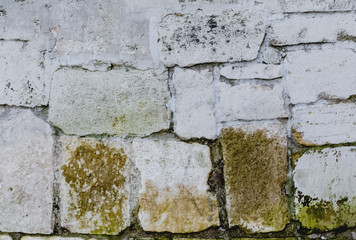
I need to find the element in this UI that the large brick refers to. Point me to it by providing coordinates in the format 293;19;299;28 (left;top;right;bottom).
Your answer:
133;140;219;233
172;68;217;139
59;136;131;234
49;67;170;136
0;108;53;233
278;0;356;12
158;10;266;67
293;147;356;230
0;41;45;107
271;14;356;46
217;81;286;121
222;122;289;232
220;64;283;80
286;49;356;104
292;103;356;146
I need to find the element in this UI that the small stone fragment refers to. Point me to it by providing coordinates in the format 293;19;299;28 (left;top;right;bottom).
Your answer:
293;147;356;230
0;108;54;234
222;122;289;232
220;64;283;80
59;136;131;234
133;140;219;233
172;67;217;139
292;103;356;145
158;10;266;67
49;67;170;136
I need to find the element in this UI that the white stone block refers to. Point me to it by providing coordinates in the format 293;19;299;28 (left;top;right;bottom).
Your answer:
279;0;356;12
220;64;283;80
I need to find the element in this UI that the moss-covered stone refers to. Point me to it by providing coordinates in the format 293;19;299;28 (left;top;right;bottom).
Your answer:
60;136;131;235
221;123;289;232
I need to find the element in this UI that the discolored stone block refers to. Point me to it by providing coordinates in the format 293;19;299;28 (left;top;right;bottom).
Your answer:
59;136;131;234
221;122;289;232
133;140;219;233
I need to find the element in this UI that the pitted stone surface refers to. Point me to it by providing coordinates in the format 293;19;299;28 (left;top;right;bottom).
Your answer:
286;49;356;104
222;122;289;232
133;140;219;233
49;67;170;136
0;41;45;107
172;67;217;139
271;14;356;46
292;103;356;146
217;81;286;121
59;136;131;234
0;108;54;234
220;64;283;80
278;0;356;12
293;147;356;230
158;10;266;67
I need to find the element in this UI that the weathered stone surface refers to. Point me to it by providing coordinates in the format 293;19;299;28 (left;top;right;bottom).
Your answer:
271;14;356;46
286;49;356;104
217;81;287;121
21;237;84;240
278;0;356;12
291;103;356;145
0;235;12;240
0;41;45;107
59;136;131;234
133;140;219;233
49;67;170;136
293;147;356;230
0;108;53;234
172;67;217;139
262;48;282;64
220;64;283;80
158;10;266;67
221;122;289;232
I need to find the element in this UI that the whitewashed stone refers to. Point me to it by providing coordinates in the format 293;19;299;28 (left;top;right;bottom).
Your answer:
49;67;170;136
0;108;53;234
0;235;12;240
172;68;217;139
220;64;283;80
278;0;356;12
217;81;287;121
294;147;356;230
133;140;219;233
0;41;45;107
262;48;282;64
271;14;356;46
158;10;266;67
286;49;356;104
59;136;131;234
292;103;356;145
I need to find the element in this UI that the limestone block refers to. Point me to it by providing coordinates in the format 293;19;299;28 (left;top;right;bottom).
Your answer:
220;64;283;80
221;122;289;232
271;14;356;46
286;49;356;104
0;41;45;107
0;108;54;233
158;10;266;67
59;136;131;234
133;140;219;233
217;81;286;121
292;103;356;146
293;147;356;230
278;0;356;12
172;67;217;139
49;67;170;136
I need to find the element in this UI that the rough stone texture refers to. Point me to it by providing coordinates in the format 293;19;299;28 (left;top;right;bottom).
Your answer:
21;238;84;240
0;41;45;107
278;0;356;12
217;81;287;121
172;67;217;139
293;147;356;230
291;103;356;146
0;235;12;240
286;49;356;104
0;108;54;234
158;10;266;67
262;48;282;64
59;136;131;234
49;67;170;136
133;140;219;233
220;64;283;80
221;122;289;232
271;14;356;46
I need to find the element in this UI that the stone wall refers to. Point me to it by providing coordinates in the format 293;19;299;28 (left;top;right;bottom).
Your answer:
0;0;355;240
